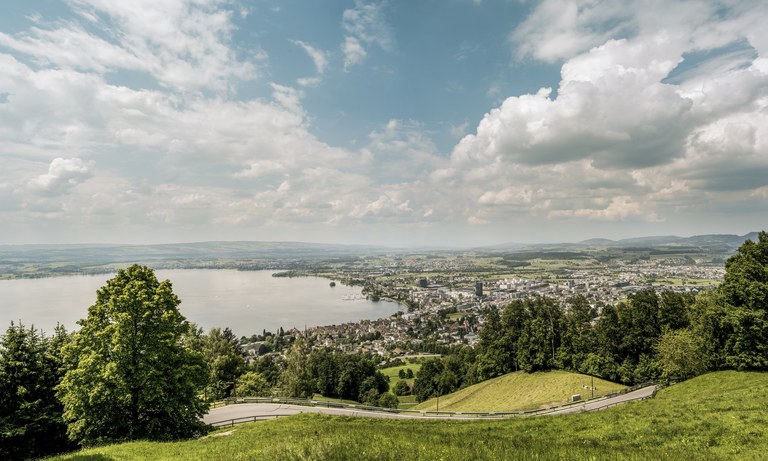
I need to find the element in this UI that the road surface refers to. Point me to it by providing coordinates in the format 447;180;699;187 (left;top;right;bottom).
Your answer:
204;385;659;426
204;403;431;425
539;385;658;416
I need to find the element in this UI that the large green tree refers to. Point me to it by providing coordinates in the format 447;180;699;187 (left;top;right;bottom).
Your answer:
201;327;245;400
57;265;209;446
716;231;768;369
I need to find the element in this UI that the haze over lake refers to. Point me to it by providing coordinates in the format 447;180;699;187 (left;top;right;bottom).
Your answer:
0;270;398;336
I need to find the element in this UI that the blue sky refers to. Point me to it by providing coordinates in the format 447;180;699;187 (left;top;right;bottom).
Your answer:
0;0;766;247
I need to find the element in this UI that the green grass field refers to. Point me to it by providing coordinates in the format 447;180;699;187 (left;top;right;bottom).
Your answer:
311;394;360;405
380;361;422;407
414;370;626;412
47;371;768;461
380;363;421;385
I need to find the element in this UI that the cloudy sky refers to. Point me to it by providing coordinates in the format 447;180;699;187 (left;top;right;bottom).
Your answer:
1;0;766;247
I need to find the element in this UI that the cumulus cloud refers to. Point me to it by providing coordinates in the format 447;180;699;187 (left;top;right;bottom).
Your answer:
448;0;768;231
454;36;694;169
28;157;93;195
1;0;767;245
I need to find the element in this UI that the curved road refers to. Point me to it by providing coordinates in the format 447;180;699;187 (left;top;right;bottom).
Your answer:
204;385;658;426
538;384;658;415
204;403;427;425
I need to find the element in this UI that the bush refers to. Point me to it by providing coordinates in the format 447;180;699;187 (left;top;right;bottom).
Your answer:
377;392;400;409
393;380;410;396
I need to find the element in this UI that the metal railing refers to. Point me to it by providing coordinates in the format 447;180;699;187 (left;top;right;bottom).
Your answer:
210;414;284;428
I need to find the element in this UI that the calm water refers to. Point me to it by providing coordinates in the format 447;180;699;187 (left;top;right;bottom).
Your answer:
0;270;397;337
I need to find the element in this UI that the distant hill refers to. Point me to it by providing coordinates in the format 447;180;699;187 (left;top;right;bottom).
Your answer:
1;232;759;278
583;232;758;248
413;370;625;412
0;241;389;265
0;241;399;278
479;232;758;254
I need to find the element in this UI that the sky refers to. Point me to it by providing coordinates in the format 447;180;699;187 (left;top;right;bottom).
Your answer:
0;0;766;247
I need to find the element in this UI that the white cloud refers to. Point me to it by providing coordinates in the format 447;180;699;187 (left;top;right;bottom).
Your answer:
1;0;767;245
548;196;660;222
341;0;392;70
28;157;93;195
362;119;442;182
450;0;768;231
0;0;260;93
510;0;634;63
342;36;367;70
0;25;144;73
235;160;286;179
292;40;328;75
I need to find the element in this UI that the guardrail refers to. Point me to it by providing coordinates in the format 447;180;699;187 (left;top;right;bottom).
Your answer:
210;414;284;428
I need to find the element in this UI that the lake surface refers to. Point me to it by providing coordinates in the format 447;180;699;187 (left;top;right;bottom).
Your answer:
0;270;398;337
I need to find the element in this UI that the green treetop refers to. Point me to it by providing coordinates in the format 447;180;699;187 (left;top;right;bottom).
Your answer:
57;265;209;446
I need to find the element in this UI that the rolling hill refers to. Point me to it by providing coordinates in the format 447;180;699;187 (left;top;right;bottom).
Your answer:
413;370;626;412
48;371;768;460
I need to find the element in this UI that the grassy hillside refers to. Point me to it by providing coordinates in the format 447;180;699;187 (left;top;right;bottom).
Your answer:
380;362;422;386
414;370;626;412
48;371;768;461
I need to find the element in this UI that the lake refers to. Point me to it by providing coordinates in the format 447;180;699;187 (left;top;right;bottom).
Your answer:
0;270;398;337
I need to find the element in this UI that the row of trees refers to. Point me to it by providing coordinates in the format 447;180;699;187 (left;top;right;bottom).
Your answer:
279;344;397;407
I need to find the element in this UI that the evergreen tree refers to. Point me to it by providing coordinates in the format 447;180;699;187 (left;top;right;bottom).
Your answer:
57;265;209;446
0;322;73;460
594;304;622;381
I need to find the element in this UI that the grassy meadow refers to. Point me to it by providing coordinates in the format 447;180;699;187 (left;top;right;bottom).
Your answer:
380;360;422;407
47;371;768;460
414;370;626;412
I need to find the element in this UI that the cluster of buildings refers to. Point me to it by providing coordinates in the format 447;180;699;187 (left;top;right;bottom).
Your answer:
242;255;725;358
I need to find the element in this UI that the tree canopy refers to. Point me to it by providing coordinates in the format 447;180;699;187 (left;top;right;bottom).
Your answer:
716;231;768;370
57;265;209;446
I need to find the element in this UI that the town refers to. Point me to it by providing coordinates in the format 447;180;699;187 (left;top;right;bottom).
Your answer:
240;251;725;359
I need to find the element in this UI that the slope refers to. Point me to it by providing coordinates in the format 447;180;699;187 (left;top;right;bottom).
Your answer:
414;370;626;412
48;371;768;460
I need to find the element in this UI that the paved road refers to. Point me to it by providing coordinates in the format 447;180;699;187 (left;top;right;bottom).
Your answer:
539;385;658;416
204;385;659;426
203;403;430;425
